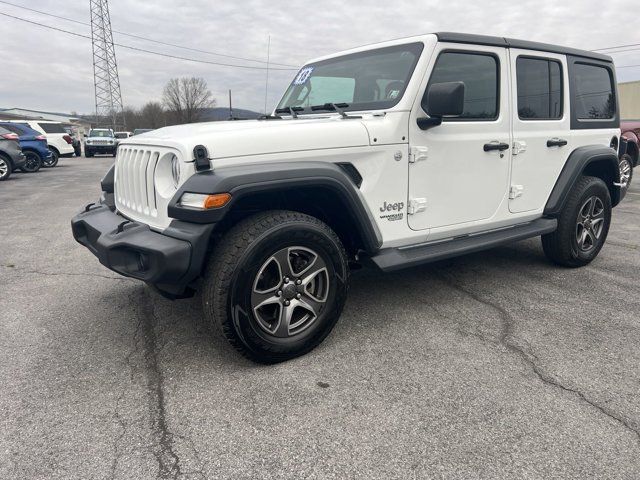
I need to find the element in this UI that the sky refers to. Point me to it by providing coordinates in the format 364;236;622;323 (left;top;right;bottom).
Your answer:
0;0;638;115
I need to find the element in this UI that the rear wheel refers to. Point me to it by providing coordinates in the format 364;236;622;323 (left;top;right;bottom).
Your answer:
43;148;59;167
0;155;12;180
618;154;633;191
21;151;42;173
542;176;611;267
202;210;349;363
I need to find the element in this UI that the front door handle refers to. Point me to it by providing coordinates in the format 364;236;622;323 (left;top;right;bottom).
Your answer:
547;138;568;147
483;142;510;152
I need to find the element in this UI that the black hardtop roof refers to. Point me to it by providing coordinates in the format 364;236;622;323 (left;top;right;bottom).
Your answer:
435;32;612;63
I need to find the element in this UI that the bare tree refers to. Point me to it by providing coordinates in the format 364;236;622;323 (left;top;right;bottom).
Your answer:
162;77;215;124
139;102;166;128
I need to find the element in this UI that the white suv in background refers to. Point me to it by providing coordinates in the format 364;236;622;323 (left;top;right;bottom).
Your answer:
6;120;74;166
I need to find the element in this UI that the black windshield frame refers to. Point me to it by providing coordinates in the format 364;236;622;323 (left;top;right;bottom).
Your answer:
277;42;425;114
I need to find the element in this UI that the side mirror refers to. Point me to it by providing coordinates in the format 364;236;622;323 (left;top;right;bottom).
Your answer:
417;81;465;130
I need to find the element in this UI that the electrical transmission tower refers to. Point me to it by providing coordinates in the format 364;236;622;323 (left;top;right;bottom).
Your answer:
90;0;125;129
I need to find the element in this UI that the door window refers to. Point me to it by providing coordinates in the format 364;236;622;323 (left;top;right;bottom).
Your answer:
424;52;499;120
516;57;563;119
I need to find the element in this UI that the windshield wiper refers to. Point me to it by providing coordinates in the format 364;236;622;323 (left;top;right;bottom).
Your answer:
310;103;360;119
274;106;303;118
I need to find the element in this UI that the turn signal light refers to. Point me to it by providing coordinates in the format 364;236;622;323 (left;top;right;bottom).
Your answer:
204;193;232;209
179;192;232;210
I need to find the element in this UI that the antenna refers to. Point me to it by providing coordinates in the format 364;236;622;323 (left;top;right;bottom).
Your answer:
264;34;271;114
90;0;125;130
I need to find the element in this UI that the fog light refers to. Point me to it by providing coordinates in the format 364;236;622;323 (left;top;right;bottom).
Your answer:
179;192;231;210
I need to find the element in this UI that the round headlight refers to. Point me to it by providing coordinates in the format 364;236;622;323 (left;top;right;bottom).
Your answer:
171;155;180;188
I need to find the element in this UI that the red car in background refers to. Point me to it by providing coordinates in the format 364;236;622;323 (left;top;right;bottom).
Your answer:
620;120;640;189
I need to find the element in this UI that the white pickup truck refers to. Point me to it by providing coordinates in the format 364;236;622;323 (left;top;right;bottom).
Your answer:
73;32;625;363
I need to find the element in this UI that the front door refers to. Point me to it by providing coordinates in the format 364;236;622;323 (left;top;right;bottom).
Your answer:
408;45;511;233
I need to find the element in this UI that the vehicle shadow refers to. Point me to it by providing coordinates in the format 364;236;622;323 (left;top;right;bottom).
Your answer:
126;238;551;370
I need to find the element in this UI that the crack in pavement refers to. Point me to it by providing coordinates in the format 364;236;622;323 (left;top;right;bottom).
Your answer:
439;273;640;444
110;296;145;480
108;288;206;480
0;264;133;282
140;289;184;479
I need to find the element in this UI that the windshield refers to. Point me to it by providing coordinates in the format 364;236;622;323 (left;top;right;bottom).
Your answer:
277;42;424;114
114;133;128;138
89;130;112;137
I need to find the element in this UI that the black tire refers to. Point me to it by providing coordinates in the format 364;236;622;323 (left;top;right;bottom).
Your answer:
21;151;42;173
0;154;12;181
542;176;611;267
43;149;59;167
619;154;633;192
86;149;94;158
202;210;349;363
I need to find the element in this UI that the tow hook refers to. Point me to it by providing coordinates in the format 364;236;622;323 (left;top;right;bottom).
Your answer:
84;202;97;212
116;220;132;233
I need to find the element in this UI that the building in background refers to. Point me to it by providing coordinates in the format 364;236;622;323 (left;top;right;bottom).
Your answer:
0;108;93;135
619;81;640;120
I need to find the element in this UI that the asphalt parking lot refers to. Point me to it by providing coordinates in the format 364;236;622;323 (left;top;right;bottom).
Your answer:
1;156;639;479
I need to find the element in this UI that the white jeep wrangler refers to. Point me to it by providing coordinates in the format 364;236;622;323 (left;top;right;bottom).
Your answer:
72;32;625;363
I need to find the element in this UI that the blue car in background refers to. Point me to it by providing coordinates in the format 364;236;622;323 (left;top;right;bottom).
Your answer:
0;122;52;173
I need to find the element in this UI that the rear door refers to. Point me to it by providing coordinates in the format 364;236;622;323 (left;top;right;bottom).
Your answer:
509;50;571;213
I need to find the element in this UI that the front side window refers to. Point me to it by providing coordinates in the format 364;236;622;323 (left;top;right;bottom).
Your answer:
573;63;615;119
424;51;499;120
277;43;424;113
517;57;563;119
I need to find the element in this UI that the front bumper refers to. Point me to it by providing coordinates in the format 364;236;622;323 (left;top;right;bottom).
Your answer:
71;203;214;293
85;144;116;154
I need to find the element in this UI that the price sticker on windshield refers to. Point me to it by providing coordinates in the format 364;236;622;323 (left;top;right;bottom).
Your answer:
293;67;314;85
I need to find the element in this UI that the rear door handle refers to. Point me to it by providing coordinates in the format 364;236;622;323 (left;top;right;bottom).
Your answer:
483;142;510;152
547;138;568;147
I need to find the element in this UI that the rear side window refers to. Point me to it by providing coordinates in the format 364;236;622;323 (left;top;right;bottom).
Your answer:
573;63;615;119
425;51;499;120
38;122;66;134
516;57;563;119
0;124;22;134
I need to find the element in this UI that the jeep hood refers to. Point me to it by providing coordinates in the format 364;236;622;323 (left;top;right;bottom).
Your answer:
123;117;371;160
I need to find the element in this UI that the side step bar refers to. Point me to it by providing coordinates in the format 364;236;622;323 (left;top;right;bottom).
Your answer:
371;218;557;272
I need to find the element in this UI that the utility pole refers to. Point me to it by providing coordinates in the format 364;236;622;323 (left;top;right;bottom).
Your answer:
90;0;125;130
229;89;234;120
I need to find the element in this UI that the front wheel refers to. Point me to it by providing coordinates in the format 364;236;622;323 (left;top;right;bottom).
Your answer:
21;151;42;173
202;211;349;363
43;149;59;167
542;176;612;267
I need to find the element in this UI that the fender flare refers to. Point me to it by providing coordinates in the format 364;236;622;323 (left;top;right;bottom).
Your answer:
622;131;639;166
544;145;621;216
168;161;382;253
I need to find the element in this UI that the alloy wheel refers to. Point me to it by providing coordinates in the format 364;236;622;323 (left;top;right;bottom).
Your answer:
619;157;632;189
23;152;41;172
251;246;329;338
575;195;605;253
0;158;8;179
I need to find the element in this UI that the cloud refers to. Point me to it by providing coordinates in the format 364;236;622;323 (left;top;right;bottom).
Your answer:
0;0;637;114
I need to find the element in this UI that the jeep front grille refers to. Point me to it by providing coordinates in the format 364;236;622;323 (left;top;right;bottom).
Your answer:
115;146;160;218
